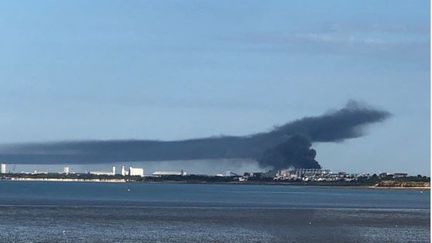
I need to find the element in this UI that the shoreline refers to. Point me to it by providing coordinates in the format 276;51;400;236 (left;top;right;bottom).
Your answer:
7;177;126;183
1;177;430;189
368;186;430;190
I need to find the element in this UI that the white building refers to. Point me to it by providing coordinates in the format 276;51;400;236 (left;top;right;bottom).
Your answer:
152;170;186;176
121;166;127;176
0;164;6;174
64;166;70;175
90;166;116;176
275;168;331;181
129;167;144;177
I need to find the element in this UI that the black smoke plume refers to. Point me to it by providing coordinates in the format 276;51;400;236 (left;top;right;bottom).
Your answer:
0;101;390;169
258;135;320;169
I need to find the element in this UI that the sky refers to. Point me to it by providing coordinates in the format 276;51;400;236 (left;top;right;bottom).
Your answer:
0;0;429;175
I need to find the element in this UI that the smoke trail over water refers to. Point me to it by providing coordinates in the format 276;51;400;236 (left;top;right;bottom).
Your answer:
0;101;390;169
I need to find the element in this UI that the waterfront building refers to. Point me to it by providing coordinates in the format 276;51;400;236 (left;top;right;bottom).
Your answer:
129;167;144;177
275;168;331;181
64;166;70;175
0;163;6;174
153;170;186;176
90;166;116;176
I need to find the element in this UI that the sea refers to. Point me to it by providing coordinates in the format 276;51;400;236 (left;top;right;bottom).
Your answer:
0;181;429;242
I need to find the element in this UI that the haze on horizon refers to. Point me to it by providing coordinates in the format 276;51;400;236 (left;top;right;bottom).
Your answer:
0;0;429;175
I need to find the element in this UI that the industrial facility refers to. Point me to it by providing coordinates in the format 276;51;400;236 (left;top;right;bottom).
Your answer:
128;167;144;177
89;165;144;177
0;163;6;174
152;170;187;177
0;162;421;186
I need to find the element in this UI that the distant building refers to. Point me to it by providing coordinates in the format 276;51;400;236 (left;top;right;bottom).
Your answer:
64;166;70;175
0;164;6;174
129;167;144;177
90;166;116;176
121;166;127;176
153;170;186;176
275;168;331;181
114;165;145;177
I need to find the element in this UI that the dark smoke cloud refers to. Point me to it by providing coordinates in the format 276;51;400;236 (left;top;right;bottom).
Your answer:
258;134;320;169
0;101;390;169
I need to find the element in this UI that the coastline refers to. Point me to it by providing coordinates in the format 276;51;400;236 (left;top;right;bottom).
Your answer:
2;177;430;190
368;186;430;190
7;177;126;183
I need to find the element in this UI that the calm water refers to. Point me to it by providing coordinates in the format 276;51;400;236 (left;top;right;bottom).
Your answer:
0;181;429;242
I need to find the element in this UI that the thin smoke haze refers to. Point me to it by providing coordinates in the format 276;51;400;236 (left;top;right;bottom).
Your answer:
0;101;390;169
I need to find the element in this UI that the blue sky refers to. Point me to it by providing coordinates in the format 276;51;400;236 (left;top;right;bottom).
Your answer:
0;0;429;174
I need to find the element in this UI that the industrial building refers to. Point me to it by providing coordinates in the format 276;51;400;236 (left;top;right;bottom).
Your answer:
90;166;116;176
115;165;145;177
129;167;144;177
63;166;70;175
0;164;6;174
152;170;187;176
121;166;127;176
275;168;333;181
